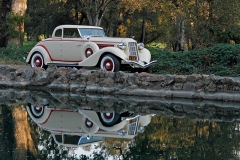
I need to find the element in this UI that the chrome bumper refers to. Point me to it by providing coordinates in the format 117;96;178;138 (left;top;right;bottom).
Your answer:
121;60;157;69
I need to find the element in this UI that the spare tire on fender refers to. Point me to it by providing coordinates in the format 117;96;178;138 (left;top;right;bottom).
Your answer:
83;42;99;58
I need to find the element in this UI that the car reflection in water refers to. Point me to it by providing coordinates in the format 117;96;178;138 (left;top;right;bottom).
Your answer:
26;103;153;148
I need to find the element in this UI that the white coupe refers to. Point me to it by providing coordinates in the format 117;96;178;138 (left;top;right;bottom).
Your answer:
25;25;157;72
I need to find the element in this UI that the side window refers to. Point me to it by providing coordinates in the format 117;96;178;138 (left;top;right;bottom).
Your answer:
63;28;80;38
63;135;80;145
54;135;62;143
54;29;62;37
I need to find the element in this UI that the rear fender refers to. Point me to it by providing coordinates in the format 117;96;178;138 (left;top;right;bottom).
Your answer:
26;45;51;65
26;105;52;124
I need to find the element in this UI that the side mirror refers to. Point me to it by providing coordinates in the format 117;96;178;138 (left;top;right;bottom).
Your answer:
130;36;135;39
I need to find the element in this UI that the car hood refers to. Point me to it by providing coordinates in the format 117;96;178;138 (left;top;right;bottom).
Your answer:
84;36;136;44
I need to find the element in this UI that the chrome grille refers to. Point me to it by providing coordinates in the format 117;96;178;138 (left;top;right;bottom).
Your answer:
128;42;138;61
128;117;139;135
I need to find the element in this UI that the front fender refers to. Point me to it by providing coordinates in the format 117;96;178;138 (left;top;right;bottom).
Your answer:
78;110;127;132
138;115;152;126
26;45;52;65
138;48;151;63
78;47;128;66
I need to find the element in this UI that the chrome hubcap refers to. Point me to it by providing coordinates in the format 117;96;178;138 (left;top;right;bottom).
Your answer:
36;59;40;66
87;50;92;57
106;63;111;69
87;121;91;126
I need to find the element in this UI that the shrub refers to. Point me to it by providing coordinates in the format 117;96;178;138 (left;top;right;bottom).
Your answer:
150;43;240;76
0;43;33;65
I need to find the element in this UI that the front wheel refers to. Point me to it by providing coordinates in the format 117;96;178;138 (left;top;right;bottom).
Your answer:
98;112;121;127
100;54;120;72
131;66;151;73
143;66;151;73
30;52;48;69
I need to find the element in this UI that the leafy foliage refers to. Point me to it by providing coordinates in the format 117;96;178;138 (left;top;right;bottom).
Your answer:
5;12;30;37
150;44;240;76
1;42;240;76
0;42;34;64
23;0;240;49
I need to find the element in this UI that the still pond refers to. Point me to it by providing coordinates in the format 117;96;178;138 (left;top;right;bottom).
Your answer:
0;89;240;160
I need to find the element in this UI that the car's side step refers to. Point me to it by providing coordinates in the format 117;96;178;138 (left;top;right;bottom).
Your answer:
47;63;79;67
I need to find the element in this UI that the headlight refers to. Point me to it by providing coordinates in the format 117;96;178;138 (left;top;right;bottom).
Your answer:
118;129;126;136
138;43;144;50
118;42;127;50
138;126;145;133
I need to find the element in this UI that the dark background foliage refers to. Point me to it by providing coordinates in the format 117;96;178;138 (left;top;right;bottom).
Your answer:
151;44;240;76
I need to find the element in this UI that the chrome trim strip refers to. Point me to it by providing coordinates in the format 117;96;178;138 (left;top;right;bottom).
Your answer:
121;60;157;69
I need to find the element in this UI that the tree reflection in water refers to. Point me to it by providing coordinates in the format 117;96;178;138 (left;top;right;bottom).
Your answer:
129;116;240;160
26;111;240;160
0;90;240;159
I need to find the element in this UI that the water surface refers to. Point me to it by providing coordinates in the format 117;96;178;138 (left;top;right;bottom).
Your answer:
0;89;240;160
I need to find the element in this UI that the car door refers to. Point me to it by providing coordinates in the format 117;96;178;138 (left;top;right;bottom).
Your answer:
44;28;63;62
61;28;83;62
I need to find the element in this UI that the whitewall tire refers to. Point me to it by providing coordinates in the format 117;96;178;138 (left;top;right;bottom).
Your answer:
30;52;48;69
100;54;120;72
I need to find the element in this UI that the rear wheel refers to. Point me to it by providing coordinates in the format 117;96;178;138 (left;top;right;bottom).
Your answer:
30;52;48;69
28;104;45;118
100;54;120;72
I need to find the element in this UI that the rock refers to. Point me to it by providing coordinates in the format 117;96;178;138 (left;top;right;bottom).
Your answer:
187;74;202;82
0;65;239;101
175;75;186;83
183;82;196;91
173;83;183;90
31;71;50;85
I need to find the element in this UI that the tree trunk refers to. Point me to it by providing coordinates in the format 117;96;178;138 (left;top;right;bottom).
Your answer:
140;19;146;43
173;21;185;52
79;0;114;26
8;0;27;46
179;21;185;51
13;106;39;159
0;0;12;47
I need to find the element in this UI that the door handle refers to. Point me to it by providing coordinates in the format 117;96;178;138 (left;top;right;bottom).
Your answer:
77;44;81;46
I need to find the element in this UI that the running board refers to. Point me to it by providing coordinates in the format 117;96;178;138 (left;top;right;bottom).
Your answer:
47;63;79;67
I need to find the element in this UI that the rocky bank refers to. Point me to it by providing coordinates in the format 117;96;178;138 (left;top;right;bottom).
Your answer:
0;65;240;102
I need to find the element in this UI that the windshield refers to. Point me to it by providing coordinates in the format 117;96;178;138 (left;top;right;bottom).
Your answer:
79;28;106;37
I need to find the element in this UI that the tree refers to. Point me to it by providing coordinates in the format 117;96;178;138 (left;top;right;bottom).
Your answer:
0;1;12;47
79;0;119;26
8;0;28;46
0;0;28;47
24;0;240;50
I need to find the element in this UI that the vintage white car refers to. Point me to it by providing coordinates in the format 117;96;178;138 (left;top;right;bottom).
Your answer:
25;25;157;72
26;104;152;147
